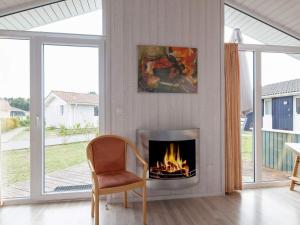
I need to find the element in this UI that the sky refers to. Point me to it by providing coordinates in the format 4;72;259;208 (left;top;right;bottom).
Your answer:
0;10;102;99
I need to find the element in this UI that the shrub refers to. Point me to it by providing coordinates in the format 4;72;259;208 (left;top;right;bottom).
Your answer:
73;123;81;130
0;118;20;132
58;125;67;136
84;122;94;129
19;116;30;127
47;126;56;130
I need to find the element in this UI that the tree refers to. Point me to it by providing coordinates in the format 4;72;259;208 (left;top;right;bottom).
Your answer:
5;97;30;111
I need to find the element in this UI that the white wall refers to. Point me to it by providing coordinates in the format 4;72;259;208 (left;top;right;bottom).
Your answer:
0;110;9;118
72;105;98;128
45;97;70;128
106;0;224;198
263;115;272;130
45;99;98;128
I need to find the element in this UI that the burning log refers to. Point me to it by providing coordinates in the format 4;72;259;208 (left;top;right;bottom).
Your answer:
150;143;190;178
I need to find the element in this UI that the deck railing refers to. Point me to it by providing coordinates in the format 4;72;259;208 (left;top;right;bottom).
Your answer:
263;129;300;172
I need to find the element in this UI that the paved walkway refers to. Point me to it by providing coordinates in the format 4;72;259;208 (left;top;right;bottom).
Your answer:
1;133;96;151
0;127;26;142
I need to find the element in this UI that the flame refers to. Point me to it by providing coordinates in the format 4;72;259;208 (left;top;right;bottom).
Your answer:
152;143;190;177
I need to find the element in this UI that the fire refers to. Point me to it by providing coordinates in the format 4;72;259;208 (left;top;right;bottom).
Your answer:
152;143;190;177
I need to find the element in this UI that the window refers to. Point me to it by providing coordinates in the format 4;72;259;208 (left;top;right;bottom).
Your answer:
60;105;64;116
297;98;300;114
94;106;99;116
264;99;272;115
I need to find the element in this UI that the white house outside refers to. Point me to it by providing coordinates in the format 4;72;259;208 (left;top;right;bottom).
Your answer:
45;91;99;128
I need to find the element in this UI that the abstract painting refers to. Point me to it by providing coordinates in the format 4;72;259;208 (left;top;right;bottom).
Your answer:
138;45;197;93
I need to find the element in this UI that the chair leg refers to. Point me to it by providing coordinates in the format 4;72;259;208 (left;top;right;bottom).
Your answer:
95;192;100;225
142;186;147;225
91;192;95;218
124;191;128;208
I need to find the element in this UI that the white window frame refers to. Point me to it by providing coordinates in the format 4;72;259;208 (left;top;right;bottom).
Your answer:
296;97;300;114
60;105;64;116
239;44;300;188
264;99;272;115
0;29;107;205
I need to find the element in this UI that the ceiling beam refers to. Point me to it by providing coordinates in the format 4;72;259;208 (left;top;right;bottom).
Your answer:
225;0;300;42
0;0;64;17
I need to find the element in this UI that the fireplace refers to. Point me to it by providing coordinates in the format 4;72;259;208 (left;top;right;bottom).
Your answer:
137;129;199;189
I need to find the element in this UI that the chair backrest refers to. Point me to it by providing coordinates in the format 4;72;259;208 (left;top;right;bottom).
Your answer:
88;135;126;174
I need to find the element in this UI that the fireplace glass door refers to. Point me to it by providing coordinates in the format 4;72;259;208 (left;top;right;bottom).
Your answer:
149;140;196;179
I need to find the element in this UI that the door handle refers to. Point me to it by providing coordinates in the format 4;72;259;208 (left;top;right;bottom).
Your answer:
36;116;40;127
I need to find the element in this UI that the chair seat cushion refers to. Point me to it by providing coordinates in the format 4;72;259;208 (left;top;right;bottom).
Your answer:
96;170;142;189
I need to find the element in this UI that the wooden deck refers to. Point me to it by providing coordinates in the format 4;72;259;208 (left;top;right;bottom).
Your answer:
2;163;91;199
243;161;290;182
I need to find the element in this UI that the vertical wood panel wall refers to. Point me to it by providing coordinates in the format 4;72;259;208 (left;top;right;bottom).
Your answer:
106;0;224;198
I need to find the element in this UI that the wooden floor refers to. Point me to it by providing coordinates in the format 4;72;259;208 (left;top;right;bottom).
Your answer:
1;187;300;225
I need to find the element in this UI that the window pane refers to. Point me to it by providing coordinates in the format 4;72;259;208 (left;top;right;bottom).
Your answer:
43;44;100;193
240;51;254;183
0;39;30;199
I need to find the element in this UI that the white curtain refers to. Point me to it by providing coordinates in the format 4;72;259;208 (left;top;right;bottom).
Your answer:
230;28;253;116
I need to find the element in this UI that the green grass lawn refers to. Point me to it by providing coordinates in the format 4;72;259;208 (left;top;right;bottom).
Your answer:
2;142;88;185
241;131;253;162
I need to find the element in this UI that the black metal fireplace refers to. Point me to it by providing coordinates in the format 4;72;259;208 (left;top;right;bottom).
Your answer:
137;129;199;189
149;140;196;179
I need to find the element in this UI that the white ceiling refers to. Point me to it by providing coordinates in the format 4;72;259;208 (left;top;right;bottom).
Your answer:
226;0;300;39
0;0;100;30
225;0;300;44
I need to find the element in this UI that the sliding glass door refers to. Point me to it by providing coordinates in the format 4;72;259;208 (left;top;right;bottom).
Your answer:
0;31;104;202
261;52;300;182
239;44;300;185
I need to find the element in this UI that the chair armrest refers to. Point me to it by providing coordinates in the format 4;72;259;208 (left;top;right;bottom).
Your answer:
126;140;148;180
